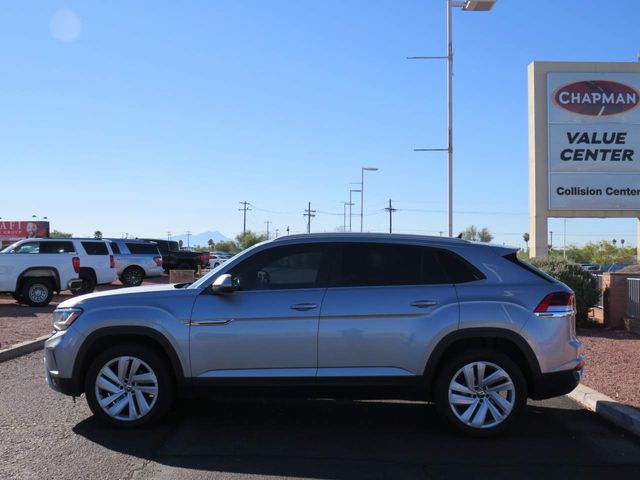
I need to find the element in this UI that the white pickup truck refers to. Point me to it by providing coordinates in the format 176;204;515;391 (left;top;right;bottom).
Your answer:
0;238;83;306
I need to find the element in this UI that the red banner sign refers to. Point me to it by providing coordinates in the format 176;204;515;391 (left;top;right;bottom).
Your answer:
0;221;50;239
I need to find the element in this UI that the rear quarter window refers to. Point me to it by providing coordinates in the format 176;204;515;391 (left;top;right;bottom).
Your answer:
81;241;109;255
110;243;121;254
436;249;485;283
40;241;75;254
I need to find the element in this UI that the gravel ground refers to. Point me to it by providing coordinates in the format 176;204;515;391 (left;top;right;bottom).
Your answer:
578;328;640;409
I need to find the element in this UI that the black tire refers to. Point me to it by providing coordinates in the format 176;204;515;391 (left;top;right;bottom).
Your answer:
120;266;145;287
84;344;174;428
21;278;54;307
434;348;526;437
72;271;97;295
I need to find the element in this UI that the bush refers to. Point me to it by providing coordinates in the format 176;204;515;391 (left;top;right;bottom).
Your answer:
529;257;599;326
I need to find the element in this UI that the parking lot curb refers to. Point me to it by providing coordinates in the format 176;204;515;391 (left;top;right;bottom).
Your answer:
568;384;640;438
0;335;49;363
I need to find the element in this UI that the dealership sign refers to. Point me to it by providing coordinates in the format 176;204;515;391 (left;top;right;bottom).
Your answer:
548;72;640;210
0;221;50;240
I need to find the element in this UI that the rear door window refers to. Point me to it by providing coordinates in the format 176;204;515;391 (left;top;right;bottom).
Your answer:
126;243;160;255
333;243;452;287
40;241;75;254
81;241;109;255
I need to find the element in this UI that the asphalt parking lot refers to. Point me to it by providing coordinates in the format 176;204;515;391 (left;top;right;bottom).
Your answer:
1;353;639;480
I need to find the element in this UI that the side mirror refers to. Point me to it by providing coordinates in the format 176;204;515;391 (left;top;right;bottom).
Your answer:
211;274;236;294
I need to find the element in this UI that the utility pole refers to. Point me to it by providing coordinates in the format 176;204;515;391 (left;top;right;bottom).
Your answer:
275;228;279;238
265;220;271;239
384;199;397;233
550;231;553;250
341;201;353;232
238;201;251;234
166;231;172;241
186;231;191;249
286;226;290;235
303;202;316;233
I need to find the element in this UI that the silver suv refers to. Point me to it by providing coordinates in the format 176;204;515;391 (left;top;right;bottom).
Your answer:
108;239;163;287
44;234;583;435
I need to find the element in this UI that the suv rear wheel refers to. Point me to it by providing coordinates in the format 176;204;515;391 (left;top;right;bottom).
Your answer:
85;344;174;428
120;266;145;287
21;278;54;307
72;271;96;295
434;348;526;436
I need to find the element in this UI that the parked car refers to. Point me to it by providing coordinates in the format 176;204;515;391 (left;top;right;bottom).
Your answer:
71;239;119;295
0;239;83;306
208;251;233;268
44;233;583;435
108;239;163;287
139;239;206;272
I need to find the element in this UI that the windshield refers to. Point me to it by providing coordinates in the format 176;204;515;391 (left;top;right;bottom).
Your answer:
0;242;21;253
187;247;251;289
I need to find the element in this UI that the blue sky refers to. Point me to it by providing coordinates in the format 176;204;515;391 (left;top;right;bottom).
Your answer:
1;0;639;247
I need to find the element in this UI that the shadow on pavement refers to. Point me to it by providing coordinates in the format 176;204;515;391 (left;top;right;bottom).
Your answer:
72;397;640;479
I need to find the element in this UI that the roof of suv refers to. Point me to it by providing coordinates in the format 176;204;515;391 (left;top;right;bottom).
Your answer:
268;232;471;245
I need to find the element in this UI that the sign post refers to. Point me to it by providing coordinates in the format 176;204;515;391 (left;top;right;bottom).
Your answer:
528;61;640;259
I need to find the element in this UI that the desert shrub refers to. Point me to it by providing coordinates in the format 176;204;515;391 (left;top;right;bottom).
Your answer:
529;257;599;326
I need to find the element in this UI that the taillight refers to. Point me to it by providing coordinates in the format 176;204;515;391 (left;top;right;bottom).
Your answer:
153;256;162;267
110;255;116;268
534;292;575;315
72;256;80;274
200;254;206;264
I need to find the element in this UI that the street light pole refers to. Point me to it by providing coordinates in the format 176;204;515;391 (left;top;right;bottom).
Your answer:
360;167;378;232
349;189;361;232
411;0;496;237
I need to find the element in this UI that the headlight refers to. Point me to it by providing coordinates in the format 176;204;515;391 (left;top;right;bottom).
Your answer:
53;307;83;331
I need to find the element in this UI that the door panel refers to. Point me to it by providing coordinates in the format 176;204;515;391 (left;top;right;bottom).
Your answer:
318;285;459;376
190;289;325;378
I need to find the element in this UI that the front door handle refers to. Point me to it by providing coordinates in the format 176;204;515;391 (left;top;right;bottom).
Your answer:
411;300;437;308
290;303;318;311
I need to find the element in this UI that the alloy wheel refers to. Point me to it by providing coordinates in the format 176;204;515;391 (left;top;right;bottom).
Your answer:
447;361;516;429
28;284;49;304
95;356;159;421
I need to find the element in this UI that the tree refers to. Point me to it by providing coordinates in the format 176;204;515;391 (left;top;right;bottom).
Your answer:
214;240;240;254
461;225;493;243
50;230;72;238
523;232;530;250
94;230;103;239
478;228;493;243
178;239;184;249
235;230;268;251
207;238;214;248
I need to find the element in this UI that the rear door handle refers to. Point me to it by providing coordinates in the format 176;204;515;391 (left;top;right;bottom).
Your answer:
411;300;437;308
290;303;318;311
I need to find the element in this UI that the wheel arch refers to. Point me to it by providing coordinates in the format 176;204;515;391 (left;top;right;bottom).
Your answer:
423;328;542;401
17;267;60;291
71;326;187;396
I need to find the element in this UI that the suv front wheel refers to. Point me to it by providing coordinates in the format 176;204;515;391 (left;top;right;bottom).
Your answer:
434;348;526;436
85;344;174;428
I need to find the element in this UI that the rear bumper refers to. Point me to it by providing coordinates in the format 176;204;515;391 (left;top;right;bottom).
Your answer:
531;358;584;400
67;279;83;291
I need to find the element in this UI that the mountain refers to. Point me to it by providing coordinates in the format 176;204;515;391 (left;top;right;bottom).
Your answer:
171;231;232;247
